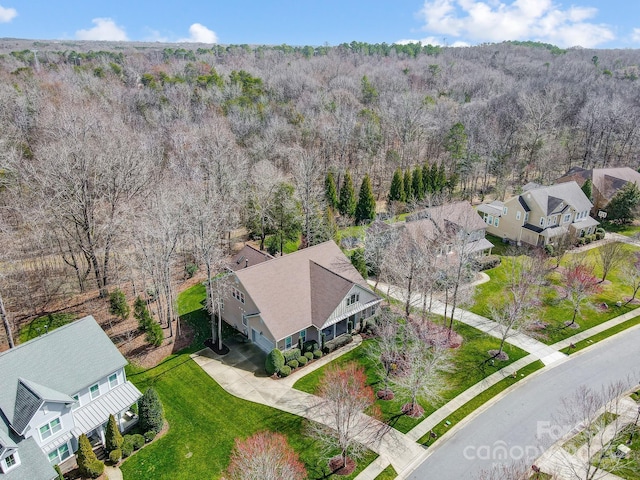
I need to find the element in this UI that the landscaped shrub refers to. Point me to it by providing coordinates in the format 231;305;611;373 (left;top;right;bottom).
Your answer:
584;235;592;244
105;414;123;453
109;288;130;321
313;349;323;359
76;433;105;478
121;437;134;458
298;355;308;366
139;387;164;434
54;464;64;480
578;237;587;245
304;351;314;360
265;349;285;375
472;254;501;271
146;321;164;347
131;434;145;450
109;449;122;463
287;359;299;369
322;333;353;354
283;348;301;363
587;234;596;243
143;430;157;443
544;244;554;256
303;340;319;353
278;365;291;377
595;229;605;240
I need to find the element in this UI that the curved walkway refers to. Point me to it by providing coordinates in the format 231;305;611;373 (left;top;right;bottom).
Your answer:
190;304;639;480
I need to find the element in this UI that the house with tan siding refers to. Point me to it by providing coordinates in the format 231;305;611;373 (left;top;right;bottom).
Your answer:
220;241;381;353
477;181;599;247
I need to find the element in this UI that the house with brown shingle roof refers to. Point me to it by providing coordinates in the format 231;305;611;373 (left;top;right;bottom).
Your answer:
221;241;381;353
556;166;640;215
227;244;274;271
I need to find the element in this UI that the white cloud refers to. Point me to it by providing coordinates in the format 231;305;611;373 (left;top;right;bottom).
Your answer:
396;36;469;47
76;18;128;41
177;23;218;43
632;28;640;43
0;4;17;23
143;28;169;43
416;0;615;48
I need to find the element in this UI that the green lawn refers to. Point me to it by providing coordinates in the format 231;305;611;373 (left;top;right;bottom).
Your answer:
375;464;397;479
561;315;640;354
18;313;75;343
603;223;640;237
471;245;640;344
121;283;376;479
597;425;640;479
562;412;619;454
418;360;545;444
294;321;528;434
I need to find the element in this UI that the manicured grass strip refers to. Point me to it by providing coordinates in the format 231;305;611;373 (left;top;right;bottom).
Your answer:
294;321;528;434
418;360;545;445
122;351;375;479
375;464;397;480
560;315;640;354
562;412;618;454
18;313;75;343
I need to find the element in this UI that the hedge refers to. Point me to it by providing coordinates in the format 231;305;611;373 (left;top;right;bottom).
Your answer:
283;348;301;363
109;449;122;464
303;340;319;353
287;359;299;369
322;333;353;354
298;355;308;366
473;254;501;271
304;351;314;360
279;365;292;377
313;349;323;359
265;349;285;375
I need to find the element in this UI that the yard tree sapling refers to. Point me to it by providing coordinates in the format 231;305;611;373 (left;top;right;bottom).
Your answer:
560;260;602;329
76;433;104;479
109;288;130;321
622;252;640;305
308;363;381;472
596;241;627;283
138;387;164;435
105;414;124;453
226;431;307;480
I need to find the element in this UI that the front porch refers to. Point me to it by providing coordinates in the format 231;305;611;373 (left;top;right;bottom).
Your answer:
320;301;379;341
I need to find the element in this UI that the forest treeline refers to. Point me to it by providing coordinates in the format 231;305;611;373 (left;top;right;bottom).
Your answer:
0;39;639;341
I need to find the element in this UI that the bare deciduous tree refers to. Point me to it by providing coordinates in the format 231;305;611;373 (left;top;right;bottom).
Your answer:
596;240;627;283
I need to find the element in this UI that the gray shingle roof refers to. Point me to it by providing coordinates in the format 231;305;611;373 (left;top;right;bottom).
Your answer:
521;181;592;216
0;316;127;431
12;381;43;435
0;414;54;480
234;241;377;341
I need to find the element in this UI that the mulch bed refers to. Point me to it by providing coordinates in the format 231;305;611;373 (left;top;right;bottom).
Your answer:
377;389;395;400
401;403;425;418
328;455;356;475
487;349;509;361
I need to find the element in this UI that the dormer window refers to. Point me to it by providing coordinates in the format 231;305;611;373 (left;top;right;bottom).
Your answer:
1;452;20;472
72;394;80;410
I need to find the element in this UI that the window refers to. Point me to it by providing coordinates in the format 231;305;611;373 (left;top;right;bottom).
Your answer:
524;212;530;222
284;336;292;349
485;214;493;225
516;211;521;220
47;444;70;464
90;384;100;400
346;293;360;306
242;315;248;327
503;207;508;215
494;217;499;227
563;213;571;223
539;217;545;227
299;329;306;342
39;418;62;441
109;373;119;389
4;454;16;468
232;287;245;304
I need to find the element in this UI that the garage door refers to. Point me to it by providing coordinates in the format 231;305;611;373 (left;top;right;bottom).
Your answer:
252;328;274;353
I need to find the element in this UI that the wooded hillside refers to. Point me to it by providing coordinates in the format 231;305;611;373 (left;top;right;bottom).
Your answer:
0;39;638;346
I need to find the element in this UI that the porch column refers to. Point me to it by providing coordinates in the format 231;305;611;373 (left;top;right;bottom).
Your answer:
99;426;106;445
333;323;336;339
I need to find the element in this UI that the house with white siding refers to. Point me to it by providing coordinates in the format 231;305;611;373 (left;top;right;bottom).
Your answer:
0;316;141;479
221;241;381;353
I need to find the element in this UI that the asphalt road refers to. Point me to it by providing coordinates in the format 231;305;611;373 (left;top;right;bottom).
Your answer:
407;325;640;479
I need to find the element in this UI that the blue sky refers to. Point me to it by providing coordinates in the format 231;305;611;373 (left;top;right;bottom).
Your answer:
0;1;638;49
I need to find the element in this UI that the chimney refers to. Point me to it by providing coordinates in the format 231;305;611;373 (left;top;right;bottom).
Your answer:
245;259;249;268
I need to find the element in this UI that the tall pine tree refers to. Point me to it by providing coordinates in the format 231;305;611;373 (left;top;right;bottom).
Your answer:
412;167;424;201
338;170;357;217
355;174;376;224
403;169;413;202
422;163;432;194
581;178;593;201
325;171;338;210
388;168;405;203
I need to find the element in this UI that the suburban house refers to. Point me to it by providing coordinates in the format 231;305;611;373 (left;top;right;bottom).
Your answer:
221;240;382;353
556;166;640;215
0;316;141;479
404;201;494;256
477;181;599;247
227;244;274;272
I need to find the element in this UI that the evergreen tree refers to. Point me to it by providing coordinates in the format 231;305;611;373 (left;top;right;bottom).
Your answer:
325;171;338;210
350;249;368;278
360;75;379;105
581;178;593;201
338;171;357;217
109;288;130;321
403;170;413;202
412;167;424;201
430;163;440;193
607;182;640;224
436;163;447;193
105;414;124;453
139;387;164;434
355;174;376;224
271;182;301;256
76;433;104;479
422;163;432;194
388;168;405;203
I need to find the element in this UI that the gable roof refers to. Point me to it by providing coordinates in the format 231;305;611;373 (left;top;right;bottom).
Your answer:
406;201;487;239
557;167;640;202
228;244;274;271
234;241;376;341
520;181;592;215
0;316;127;432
